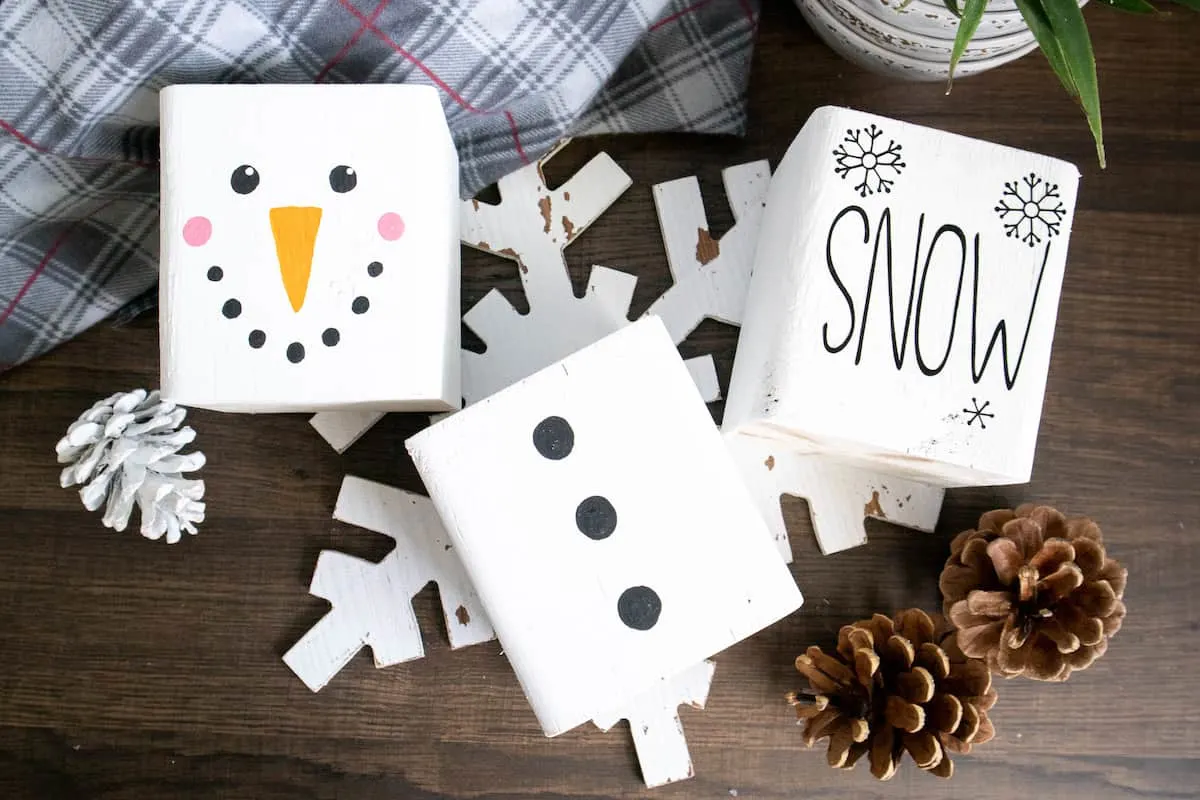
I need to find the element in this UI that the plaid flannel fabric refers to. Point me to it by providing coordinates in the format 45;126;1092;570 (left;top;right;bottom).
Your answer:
0;0;760;372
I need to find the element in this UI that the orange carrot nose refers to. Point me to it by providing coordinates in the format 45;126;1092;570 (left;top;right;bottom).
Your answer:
269;206;323;312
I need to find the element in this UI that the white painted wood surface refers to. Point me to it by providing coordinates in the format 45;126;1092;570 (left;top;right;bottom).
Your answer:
725;106;1079;487
725;435;944;557
160;85;460;413
407;318;803;737
644;161;770;342
308;410;385;454
592;660;716;788
283;476;494;692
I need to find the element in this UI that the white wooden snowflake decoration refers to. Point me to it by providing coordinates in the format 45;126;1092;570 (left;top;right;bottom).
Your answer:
454;142;720;403
725;436;944;559
283;476;494;691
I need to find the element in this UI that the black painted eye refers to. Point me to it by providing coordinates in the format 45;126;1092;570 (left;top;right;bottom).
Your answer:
230;165;259;194
329;165;357;193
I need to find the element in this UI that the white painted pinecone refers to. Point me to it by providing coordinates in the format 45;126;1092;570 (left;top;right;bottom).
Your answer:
56;389;206;544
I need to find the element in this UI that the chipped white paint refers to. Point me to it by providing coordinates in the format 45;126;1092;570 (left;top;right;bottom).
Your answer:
726;106;1078;487
592;660;716;788
725;436;944;557
456;144;720;404
283;476;493;691
160;85;460;413
407;319;802;738
644;161;771;342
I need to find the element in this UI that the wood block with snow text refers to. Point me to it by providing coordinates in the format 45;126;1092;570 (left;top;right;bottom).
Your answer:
725;106;1079;487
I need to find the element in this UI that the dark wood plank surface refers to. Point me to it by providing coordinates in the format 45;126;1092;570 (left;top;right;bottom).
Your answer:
2;3;1198;797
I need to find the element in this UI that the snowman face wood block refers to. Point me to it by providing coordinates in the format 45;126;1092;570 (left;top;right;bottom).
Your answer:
724;107;1079;487
407;317;803;736
159;85;460;413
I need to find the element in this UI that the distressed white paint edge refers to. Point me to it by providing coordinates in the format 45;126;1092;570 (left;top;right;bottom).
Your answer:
592;660;716;788
724;434;945;559
644;161;771;344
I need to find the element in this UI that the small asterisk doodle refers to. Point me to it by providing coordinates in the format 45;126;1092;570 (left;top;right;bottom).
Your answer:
963;398;995;429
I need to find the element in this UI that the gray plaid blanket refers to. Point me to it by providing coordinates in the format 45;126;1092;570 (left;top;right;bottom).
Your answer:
0;0;760;372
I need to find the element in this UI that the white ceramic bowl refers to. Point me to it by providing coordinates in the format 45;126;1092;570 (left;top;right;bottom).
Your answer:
819;0;1036;63
796;0;1040;81
846;0;1034;39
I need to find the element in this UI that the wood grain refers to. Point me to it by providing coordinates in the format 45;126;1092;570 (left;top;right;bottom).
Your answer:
2;2;1198;797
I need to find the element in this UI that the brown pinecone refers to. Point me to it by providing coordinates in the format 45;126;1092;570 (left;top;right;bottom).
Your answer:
787;609;997;780
940;505;1127;682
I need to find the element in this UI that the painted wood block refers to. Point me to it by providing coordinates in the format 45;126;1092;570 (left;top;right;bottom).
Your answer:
725;107;1079;487
160;84;460;413
407;317;802;737
592;660;716;788
283;476;493;692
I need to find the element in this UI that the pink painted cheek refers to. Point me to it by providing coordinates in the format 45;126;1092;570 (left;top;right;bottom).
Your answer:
377;212;405;241
182;216;212;247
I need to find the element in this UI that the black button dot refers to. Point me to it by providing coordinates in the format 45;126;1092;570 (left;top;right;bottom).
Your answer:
576;496;617;540
618;586;661;631
367;261;383;277
322;327;340;347
287;342;305;363
532;416;573;460
207;266;223;282
352;296;370;314
222;299;241;319
248;330;266;349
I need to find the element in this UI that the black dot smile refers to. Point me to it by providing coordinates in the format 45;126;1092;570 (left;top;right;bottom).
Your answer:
219;261;377;361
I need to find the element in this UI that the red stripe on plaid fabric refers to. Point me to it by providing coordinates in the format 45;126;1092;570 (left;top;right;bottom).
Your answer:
335;0;532;162
0;117;39;150
0;198;120;328
505;111;530;164
737;0;757;25
648;0;715;31
316;0;391;82
337;0;481;112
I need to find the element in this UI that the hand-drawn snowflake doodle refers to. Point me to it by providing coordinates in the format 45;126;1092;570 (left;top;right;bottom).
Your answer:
995;173;1066;247
832;125;906;197
963;398;994;429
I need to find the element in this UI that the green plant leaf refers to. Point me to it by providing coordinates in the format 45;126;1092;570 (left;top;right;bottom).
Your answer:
1097;0;1158;13
1041;0;1105;167
947;0;988;92
1012;0;1079;100
1171;0;1200;10
943;0;963;16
